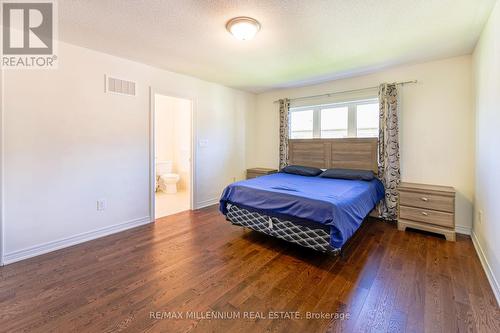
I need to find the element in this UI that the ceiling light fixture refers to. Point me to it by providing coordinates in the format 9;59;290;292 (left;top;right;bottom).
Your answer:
226;17;261;41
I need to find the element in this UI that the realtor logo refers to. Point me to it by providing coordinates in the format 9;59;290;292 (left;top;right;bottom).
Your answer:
1;0;58;68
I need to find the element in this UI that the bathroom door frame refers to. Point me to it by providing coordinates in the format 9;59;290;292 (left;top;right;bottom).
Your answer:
149;88;196;221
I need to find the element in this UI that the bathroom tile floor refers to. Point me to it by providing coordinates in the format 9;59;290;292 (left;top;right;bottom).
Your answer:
155;189;190;218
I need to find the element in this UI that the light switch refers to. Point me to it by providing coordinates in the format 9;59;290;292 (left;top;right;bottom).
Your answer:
97;199;106;211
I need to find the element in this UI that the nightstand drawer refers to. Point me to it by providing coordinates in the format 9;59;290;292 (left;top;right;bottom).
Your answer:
399;191;454;213
246;168;278;180
400;205;454;228
246;172;261;179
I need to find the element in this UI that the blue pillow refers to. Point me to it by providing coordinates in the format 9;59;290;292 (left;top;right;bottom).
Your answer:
320;168;375;181
281;165;323;177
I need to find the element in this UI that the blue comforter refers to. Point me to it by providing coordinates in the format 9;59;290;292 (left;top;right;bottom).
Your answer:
219;172;385;248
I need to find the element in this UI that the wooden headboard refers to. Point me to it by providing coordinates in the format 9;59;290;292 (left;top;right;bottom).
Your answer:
288;138;378;173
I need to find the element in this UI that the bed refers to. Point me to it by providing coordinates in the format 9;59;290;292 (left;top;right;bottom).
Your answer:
219;138;385;255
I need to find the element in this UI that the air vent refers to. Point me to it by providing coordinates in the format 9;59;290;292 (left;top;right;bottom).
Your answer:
105;75;136;96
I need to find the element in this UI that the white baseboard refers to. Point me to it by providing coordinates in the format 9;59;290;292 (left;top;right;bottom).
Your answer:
471;231;500;306
2;216;151;265
195;197;219;209
455;225;472;235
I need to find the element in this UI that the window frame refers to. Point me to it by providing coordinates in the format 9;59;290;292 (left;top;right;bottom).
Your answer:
289;98;379;139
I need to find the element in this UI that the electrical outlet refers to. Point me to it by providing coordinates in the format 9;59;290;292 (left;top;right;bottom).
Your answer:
97;199;106;211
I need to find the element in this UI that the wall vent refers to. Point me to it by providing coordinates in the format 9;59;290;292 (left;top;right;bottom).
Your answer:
105;75;136;96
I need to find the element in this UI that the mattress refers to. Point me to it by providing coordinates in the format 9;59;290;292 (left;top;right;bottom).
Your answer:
220;172;384;248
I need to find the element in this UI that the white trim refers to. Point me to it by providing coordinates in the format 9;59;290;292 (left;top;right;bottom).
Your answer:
455;225;472;235
347;104;357;137
289;98;379;112
195;197;219;209
149;87;155;221
2;216;151;265
149;89;196;220
471;230;500;306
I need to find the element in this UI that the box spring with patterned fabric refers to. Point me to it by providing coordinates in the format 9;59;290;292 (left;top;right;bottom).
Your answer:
225;203;341;255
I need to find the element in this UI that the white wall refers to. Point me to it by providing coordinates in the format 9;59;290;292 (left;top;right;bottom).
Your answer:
248;56;475;232
472;0;500;303
2;41;255;263
154;95;175;164
0;68;4;265
173;98;192;191
155;94;191;191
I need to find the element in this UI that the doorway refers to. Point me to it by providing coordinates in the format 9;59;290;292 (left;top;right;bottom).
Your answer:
152;93;193;219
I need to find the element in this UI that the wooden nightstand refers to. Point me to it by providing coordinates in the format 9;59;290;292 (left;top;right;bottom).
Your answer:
246;168;278;179
397;182;456;241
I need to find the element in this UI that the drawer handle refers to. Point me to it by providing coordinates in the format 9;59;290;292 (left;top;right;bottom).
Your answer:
421;211;429;216
421;197;429;202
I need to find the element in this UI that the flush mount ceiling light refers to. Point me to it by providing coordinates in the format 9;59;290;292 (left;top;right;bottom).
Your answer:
226;17;261;41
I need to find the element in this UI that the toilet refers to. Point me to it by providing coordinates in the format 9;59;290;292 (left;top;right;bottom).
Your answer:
156;160;180;194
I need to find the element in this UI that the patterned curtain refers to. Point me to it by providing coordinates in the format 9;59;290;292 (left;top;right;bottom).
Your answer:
378;83;401;220
278;99;290;169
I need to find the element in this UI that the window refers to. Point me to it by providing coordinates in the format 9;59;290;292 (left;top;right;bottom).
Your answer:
290;109;313;139
356;103;379;137
289;98;379;139
321;107;348;138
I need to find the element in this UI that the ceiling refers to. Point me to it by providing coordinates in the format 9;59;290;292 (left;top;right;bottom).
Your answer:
58;0;496;93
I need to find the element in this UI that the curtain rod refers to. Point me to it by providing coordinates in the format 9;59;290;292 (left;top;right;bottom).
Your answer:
273;80;418;104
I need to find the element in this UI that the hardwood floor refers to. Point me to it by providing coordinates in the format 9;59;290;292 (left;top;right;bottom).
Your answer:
0;205;498;332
